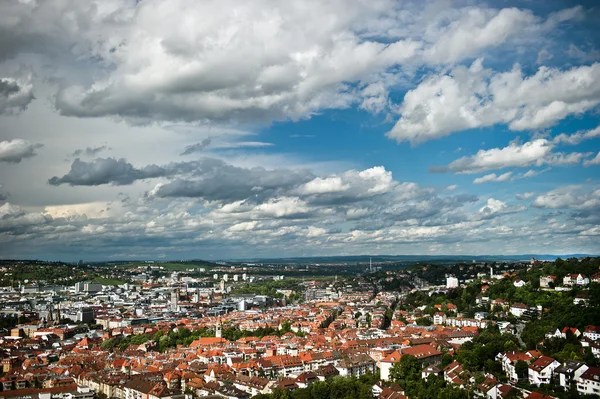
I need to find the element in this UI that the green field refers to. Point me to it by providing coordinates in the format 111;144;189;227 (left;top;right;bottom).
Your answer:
116;261;214;271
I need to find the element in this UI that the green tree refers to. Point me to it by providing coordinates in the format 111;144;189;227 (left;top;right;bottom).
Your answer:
390;355;421;382
515;360;528;380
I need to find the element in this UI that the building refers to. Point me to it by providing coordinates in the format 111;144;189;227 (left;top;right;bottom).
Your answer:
379;351;402;381
528;356;560;386
539;276;556;288
446;276;459;289
74;282;102;294
563;274;589;287
509;303;528;318
336;354;376;377
76;308;95;324
577;367;600;396
584;326;600;341
554;361;589;390
401;345;442;366
433;312;446;325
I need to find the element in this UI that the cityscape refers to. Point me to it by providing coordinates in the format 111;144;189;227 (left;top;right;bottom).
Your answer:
1;1;600;399
0;257;598;399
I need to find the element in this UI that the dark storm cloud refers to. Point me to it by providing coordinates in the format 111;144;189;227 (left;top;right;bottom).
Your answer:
0;77;35;115
152;160;315;202
48;157;167;186
0;80;20;96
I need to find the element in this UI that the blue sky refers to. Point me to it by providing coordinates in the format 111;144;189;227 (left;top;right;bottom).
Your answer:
0;0;599;260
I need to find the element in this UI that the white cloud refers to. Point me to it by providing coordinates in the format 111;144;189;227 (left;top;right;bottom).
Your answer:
0;139;43;163
388;61;600;144
296;176;349;195
532;186;600;211
0;0;583;126
306;226;327;237
424;7;538;64
228;221;258;232
584;152;600;167
552;125;600;145
473;172;512;184
516;192;535;200
437;139;586;174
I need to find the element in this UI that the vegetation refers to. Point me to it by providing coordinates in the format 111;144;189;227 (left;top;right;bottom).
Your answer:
254;373;379;399
389;355;467;398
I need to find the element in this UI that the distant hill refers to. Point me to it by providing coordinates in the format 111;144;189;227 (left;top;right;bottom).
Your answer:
223;254;598;264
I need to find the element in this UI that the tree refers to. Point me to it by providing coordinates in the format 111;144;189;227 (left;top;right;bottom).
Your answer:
101;338;116;350
390;355;421;382
441;353;453;368
515;360;528;380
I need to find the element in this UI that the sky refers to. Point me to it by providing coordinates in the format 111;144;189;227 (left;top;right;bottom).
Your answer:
1;0;600;261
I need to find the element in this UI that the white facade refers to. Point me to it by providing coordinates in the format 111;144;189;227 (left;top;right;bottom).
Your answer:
509;304;528;318
577;368;600;396
446;276;459;289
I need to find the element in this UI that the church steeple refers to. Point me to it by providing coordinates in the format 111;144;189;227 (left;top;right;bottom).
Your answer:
215;317;222;338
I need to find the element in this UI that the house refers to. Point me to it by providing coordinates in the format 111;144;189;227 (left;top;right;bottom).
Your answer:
433;312;446;325
539;276;556;288
509;303;528;318
443;361;470;388
576;366;600;396
421;367;442;380
554;360;589;390
379;351;402;381
487;384;516;399
123;374;184;399
528;356;560;386
401;345;442;366
336;354;376;377
563;274;589;287
378;383;408;399
295;372;318;388
498;351;539;382
474;312;489;320
476;376;497;398
547;327;581;339
591;272;600;284
584;326;600;341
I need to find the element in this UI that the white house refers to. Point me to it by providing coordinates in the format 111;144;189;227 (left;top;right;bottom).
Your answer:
539;275;556;288
528;355;561;386
584;326;600;341
509;303;528;318
577;367;600;396
563;274;589;287
433;312;446;325
379;351;401;381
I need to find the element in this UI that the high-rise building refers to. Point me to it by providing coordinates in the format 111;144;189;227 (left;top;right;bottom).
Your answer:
446;276;459;288
170;289;178;312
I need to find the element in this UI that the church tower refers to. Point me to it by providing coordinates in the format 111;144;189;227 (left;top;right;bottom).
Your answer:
215;318;222;338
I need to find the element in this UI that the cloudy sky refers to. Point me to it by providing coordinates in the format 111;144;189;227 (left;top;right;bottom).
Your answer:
1;0;600;261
